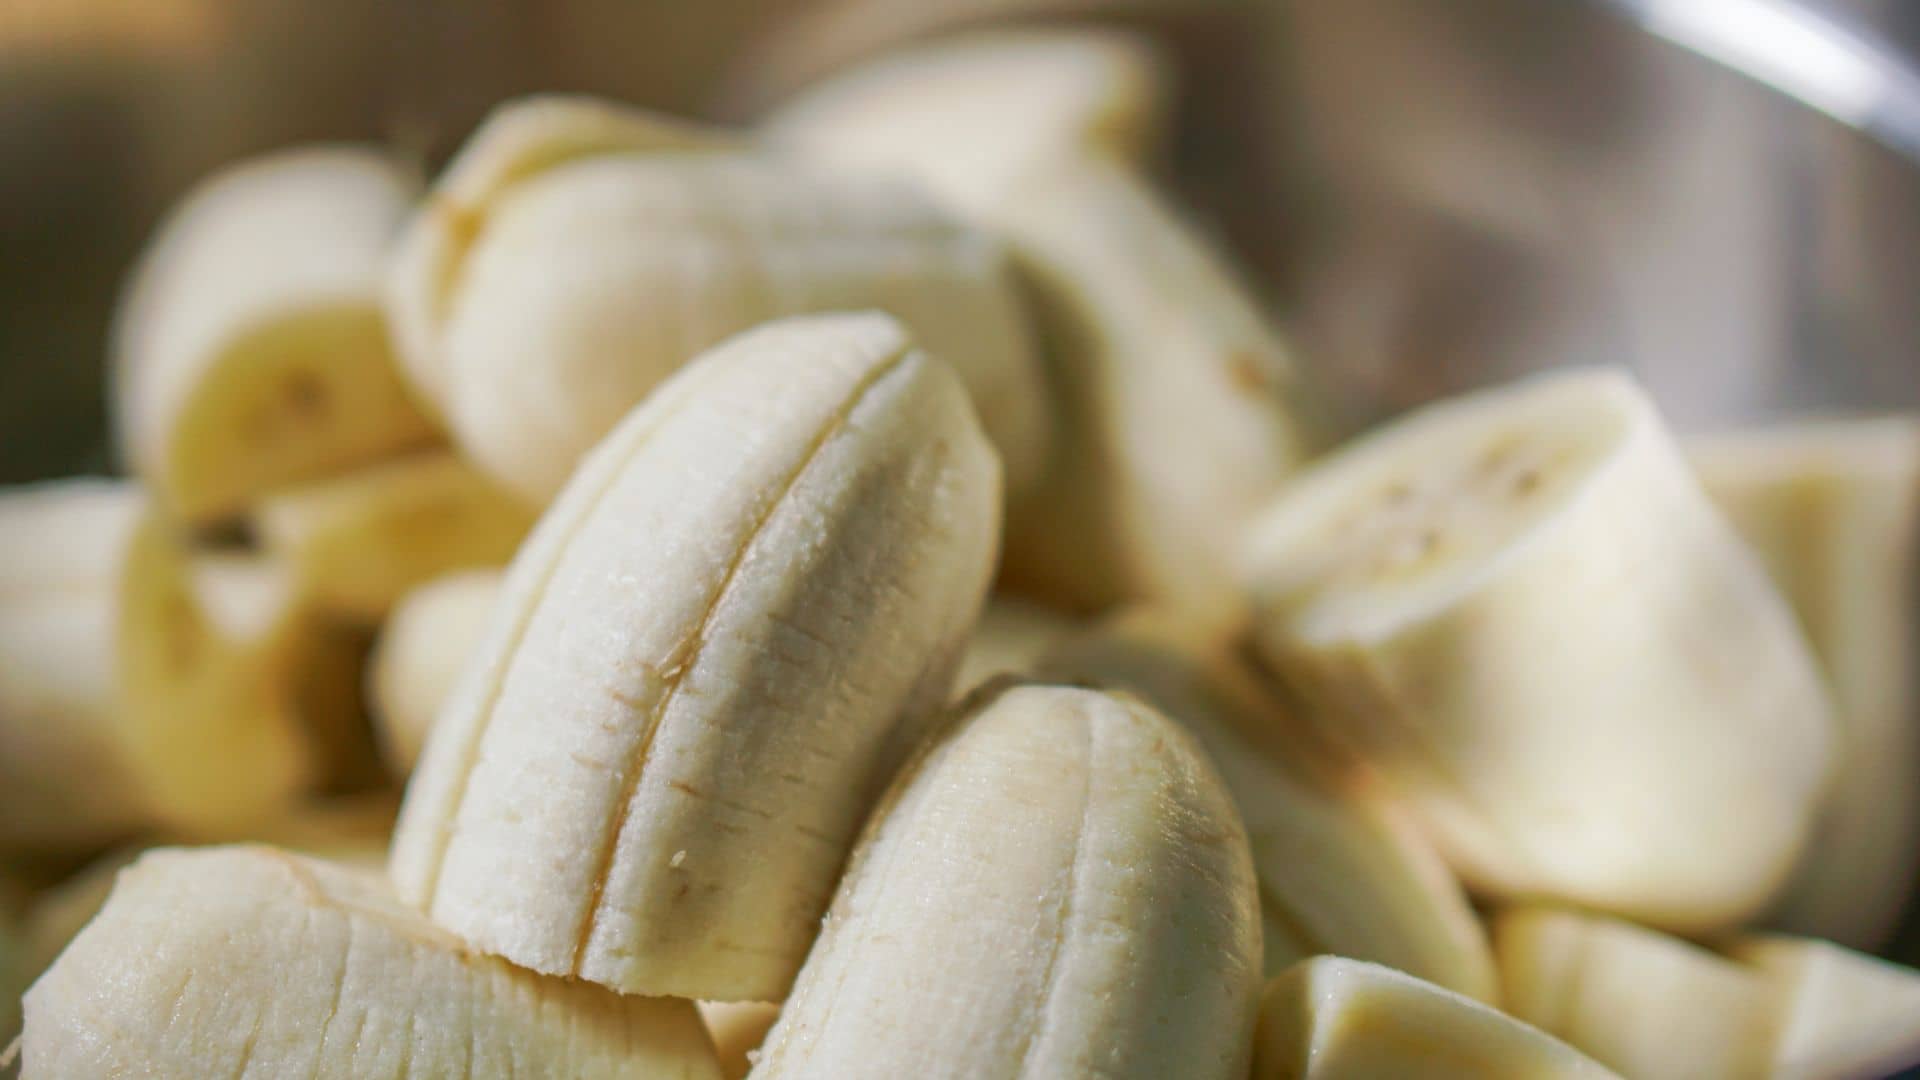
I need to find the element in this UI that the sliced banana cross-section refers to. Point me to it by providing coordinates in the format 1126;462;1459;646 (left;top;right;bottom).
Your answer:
390;313;1000;1002
1239;369;1834;930
368;569;503;776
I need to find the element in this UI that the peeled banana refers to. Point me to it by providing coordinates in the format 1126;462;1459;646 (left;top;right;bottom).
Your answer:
368;569;503;776
750;682;1263;1079
1038;609;1496;998
1691;418;1920;948
113;146;435;522
1735;934;1920;1079
384;94;1047;504
1239;368;1834;930
700;1001;781;1080
19;845;721;1078
253;449;533;622
949;595;1079;701
391;313;1000;1002
1252;956;1618;1079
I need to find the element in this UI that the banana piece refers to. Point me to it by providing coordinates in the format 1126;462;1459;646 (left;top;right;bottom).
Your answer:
0;481;313;851
113;146;435;522
19;845;721;1078
1690;419;1920;948
750;683;1262;1079
762;28;1169;214
700;1002;781;1080
1734;935;1920;1079
1038;610;1495;997
1239;368;1834;930
368;569;503;776
384;95;1047;504
949;595;1079;701
253;449;534;622
391;313;1001;1001
1252;956;1618;1079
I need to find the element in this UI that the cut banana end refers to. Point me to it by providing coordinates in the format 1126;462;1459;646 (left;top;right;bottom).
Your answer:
385;94;1048;505
1038;609;1495;999
1239;368;1834;930
949;595;1080;702
391;313;1000;1002
1734;934;1920;1079
751;683;1263;1079
113;146;436;523
762;27;1170;214
1252;956;1618;1079
1691;418;1920;948
19;846;721;1078
368;569;503;776
253;449;533;623
699;1001;780;1080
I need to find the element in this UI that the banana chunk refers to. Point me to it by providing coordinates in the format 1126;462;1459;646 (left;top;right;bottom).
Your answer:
751;683;1262;1079
114;147;435;522
1253;956;1618;1079
385;95;1047;504
254;450;533;622
1734;935;1920;1079
19;846;721;1079
368;569;503;776
1240;368;1833;930
391;313;1000;1002
949;595;1080;701
700;1001;781;1080
1039;610;1495;999
1691;418;1920;948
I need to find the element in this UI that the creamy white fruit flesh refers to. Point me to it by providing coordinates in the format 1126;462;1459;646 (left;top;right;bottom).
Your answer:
1252;956;1619;1079
1038;609;1496;1000
368;569;503;776
751;683;1262;1080
1733;935;1920;1079
390;313;1000;1002
20;846;721;1078
949;595;1080;701
1240;368;1834;931
114;146;434;522
1692;418;1920;949
699;1001;780;1080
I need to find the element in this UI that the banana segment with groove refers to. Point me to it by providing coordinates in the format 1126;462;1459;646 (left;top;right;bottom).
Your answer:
368;569;503;776
114;146;435;522
1239;368;1833;930
1252;956;1618;1079
750;683;1263;1079
1691;418;1920;948
1038;609;1495;999
19;846;721;1079
385;94;1047;505
391;313;1000;1002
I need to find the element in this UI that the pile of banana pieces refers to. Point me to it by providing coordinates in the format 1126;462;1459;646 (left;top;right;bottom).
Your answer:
4;28;1920;1079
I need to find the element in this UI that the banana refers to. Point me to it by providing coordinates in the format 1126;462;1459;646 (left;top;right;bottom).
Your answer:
18;846;721;1078
762;27;1169;214
949;595;1079;701
1734;934;1920;1079
1252;956;1618;1079
383;95;1048;504
368;569;504;776
1690;419;1920;948
1238;368;1834;930
749;683;1262;1079
390;313;1000;1001
113;146;435;522
1038;609;1496;999
0;481;314;851
700;1001;780;1080
253;449;534;622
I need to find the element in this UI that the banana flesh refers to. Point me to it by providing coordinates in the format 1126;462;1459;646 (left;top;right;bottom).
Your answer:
750;683;1263;1079
699;1001;780;1080
390;313;1001;1002
1691;418;1920;948
1252;956;1618;1079
384;95;1048;505
949;595;1080;701
1038;609;1496;999
19;845;721;1078
1735;935;1920;1079
1239;368;1834;930
113;147;435;522
368;569;503;776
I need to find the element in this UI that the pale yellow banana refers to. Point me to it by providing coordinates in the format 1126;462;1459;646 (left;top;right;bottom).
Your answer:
700;1001;780;1080
1038;609;1495;999
253;449;533;622
368;569;503;776
750;683;1263;1079
1692;418;1920;948
949;595;1080;701
1735;934;1920;1079
391;313;1000;1001
385;95;1047;504
1240;368;1833;930
19;845;721;1078
1252;956;1619;1079
113;146;435;522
